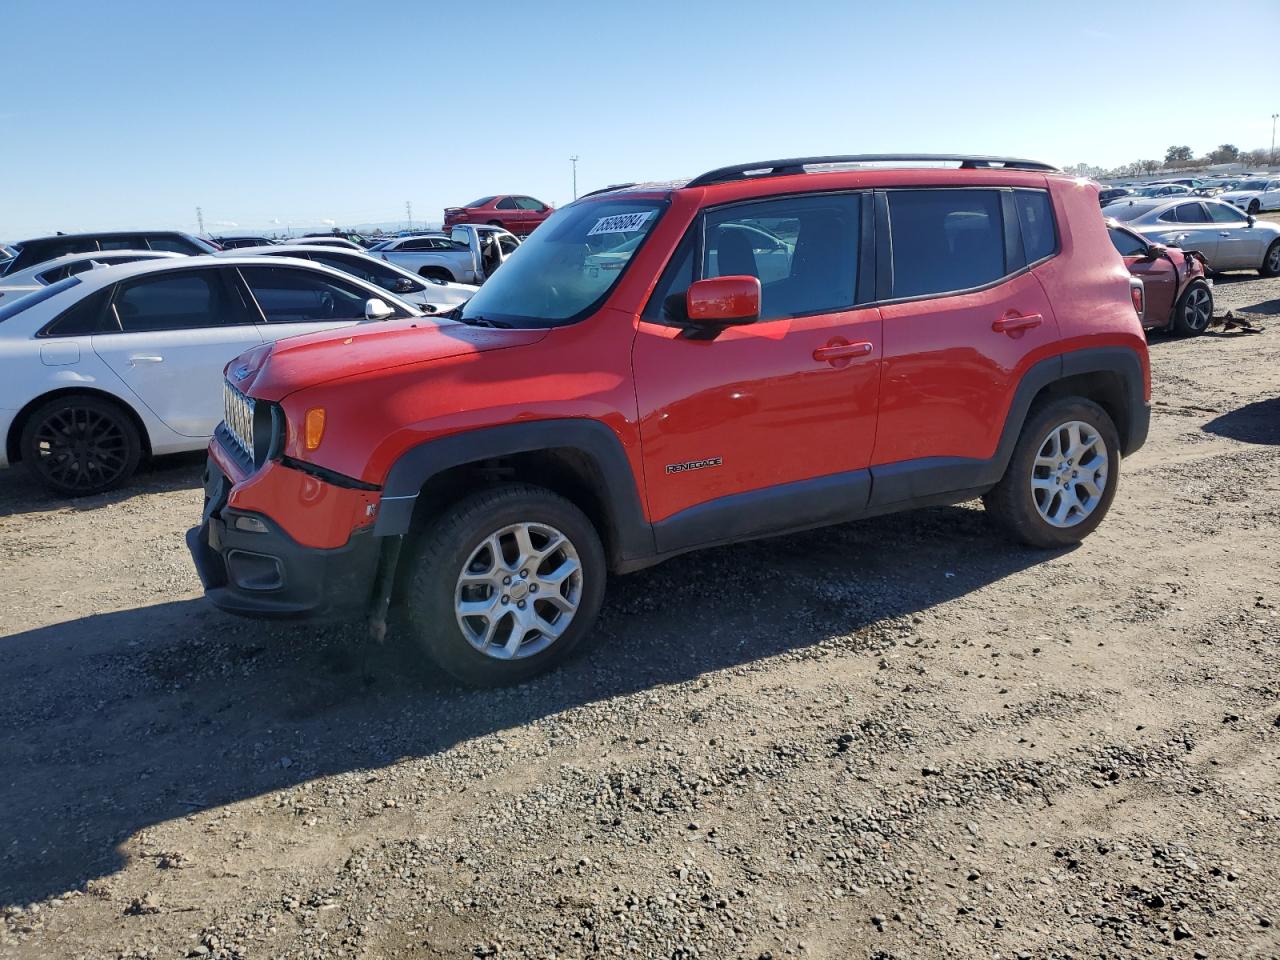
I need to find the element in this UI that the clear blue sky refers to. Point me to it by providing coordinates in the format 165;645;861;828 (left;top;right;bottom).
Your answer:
4;0;1277;239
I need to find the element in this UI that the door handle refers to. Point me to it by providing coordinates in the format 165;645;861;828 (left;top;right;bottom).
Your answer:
813;340;873;363
991;313;1042;334
128;355;164;365
1219;232;1231;237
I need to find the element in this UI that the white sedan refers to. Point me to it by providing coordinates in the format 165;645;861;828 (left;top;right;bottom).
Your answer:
0;249;184;303
1217;177;1280;215
0;255;421;495
215;244;477;313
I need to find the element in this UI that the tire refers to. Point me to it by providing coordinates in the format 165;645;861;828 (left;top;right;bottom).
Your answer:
1261;239;1280;278
1171;279;1214;336
418;266;454;283
982;397;1121;549
402;483;606;686
19;394;142;497
1247;200;1260;215
487;219;504;228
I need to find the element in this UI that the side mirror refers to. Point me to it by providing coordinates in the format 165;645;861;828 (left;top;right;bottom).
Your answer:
391;277;417;293
364;297;394;320
1247;214;1256;227
1141;243;1167;261
683;276;761;338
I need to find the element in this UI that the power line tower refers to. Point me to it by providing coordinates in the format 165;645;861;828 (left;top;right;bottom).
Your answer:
406;200;413;231
196;206;205;234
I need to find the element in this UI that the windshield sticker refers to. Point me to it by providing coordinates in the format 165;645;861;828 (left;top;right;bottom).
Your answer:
586;211;653;236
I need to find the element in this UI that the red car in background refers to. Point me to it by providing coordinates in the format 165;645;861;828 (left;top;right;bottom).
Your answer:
1107;221;1213;336
443;195;554;236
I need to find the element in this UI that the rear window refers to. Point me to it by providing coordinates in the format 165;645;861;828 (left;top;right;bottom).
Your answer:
464;196;496;208
887;189;1005;298
0;276;81;324
1106;201;1160;222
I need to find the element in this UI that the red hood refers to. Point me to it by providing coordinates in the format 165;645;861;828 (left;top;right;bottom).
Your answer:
228;318;547;401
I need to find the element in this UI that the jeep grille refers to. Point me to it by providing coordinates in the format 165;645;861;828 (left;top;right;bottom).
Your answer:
222;380;255;462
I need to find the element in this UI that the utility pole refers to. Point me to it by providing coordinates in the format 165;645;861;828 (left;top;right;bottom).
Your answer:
196;206;205;234
405;200;413;231
1272;114;1278;166
570;155;579;200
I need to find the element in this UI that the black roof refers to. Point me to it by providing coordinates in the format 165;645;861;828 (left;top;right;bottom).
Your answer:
17;228;195;246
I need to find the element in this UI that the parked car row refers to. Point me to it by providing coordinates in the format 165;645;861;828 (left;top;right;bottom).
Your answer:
1104;196;1280;276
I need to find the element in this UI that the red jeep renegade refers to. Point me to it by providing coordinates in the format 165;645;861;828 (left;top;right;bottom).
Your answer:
188;155;1151;686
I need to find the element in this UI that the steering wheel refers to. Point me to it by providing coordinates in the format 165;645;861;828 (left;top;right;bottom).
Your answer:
317;291;336;319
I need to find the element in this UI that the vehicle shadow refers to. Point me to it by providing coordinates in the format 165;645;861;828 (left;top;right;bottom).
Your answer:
0;503;1056;906
0;452;204;519
1202;397;1280;445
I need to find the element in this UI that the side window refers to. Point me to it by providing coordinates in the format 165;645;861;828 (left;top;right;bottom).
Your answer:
1206;203;1245;225
111;270;240;332
702;193;860;321
515;197;545;211
1013;189;1058;264
36;265;71;284
1108;227;1147;258
887;189;1005;298
309;252;414;292
496;197;520;210
1175;203;1210;224
99;236;142;251
239;265;385;323
398;238;434;251
40;239;97;261
146;235;199;254
498;234;520;255
39;286;111;337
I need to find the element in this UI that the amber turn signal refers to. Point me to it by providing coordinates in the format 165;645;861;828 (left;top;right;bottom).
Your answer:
304;408;326;450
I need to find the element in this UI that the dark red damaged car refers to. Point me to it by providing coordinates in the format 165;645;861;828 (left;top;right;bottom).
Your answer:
1108;220;1213;336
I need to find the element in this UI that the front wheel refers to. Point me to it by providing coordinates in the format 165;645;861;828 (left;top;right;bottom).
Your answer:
20;394;142;497
1261;239;1280;278
1247;200;1261;216
1171;280;1213;336
403;484;606;686
983;397;1121;549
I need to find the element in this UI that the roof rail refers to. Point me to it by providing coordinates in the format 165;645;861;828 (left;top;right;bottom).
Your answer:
686;154;1060;188
575;183;639;200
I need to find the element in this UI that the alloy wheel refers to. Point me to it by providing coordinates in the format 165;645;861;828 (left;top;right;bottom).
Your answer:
1267;244;1280;273
32;405;131;493
1182;286;1212;332
1030;420;1109;528
454;522;583;660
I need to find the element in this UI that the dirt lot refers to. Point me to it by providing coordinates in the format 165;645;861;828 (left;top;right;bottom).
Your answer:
1;274;1278;960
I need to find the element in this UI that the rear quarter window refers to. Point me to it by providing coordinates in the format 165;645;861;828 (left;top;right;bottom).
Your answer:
1;276;84;327
1013;189;1058;264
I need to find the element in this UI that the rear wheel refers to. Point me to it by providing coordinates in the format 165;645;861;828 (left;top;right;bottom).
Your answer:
983;397;1120;549
19;394;142;497
1171;280;1213;336
403;484;606;686
1261;239;1280;278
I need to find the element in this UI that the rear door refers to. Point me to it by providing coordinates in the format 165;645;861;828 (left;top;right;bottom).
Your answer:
494;196;522;231
92;267;263;436
234;263;412;340
873;187;1060;472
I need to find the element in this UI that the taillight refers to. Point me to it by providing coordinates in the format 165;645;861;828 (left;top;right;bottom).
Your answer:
1129;280;1144;320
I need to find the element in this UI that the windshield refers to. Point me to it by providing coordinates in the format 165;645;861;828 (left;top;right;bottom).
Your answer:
459;198;666;328
1105;201;1161;222
1233;180;1267;191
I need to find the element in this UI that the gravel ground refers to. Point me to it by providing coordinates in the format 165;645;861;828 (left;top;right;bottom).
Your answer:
1;270;1277;960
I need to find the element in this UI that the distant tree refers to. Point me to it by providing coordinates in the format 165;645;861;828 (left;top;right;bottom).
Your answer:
1209;144;1240;163
1140;159;1161;174
1165;145;1194;163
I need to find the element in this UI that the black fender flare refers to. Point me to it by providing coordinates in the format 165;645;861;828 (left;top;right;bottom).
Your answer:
372;419;655;563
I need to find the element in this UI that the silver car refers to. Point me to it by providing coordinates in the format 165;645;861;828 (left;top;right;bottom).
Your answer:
1103;197;1280;275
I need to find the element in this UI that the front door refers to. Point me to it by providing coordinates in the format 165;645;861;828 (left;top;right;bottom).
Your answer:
92;267;263;437
1155;202;1220;265
1109;225;1176;324
633;191;881;551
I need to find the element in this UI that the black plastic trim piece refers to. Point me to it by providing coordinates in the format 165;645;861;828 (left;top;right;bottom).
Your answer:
281;455;381;491
652;469;872;556
374;419;654;563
